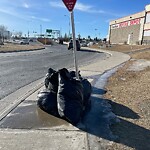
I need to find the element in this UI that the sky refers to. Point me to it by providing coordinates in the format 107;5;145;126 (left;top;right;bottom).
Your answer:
0;0;150;39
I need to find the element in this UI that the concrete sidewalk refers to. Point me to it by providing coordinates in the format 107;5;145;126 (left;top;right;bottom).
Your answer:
0;48;130;150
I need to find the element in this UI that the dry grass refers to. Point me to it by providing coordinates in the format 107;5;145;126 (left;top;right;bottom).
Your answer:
91;43;150;53
131;51;150;60
102;46;150;149
0;43;44;52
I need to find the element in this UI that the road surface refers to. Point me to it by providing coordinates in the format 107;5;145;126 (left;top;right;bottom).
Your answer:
0;44;107;100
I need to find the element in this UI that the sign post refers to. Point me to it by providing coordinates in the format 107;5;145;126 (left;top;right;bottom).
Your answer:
62;0;79;79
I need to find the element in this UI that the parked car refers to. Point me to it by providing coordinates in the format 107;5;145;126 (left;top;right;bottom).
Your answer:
0;40;4;45
29;39;33;42
80;40;88;47
58;38;63;44
19;39;29;45
68;39;80;51
87;42;94;47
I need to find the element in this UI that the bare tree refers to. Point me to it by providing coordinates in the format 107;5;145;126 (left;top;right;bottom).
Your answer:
14;31;22;39
0;25;8;44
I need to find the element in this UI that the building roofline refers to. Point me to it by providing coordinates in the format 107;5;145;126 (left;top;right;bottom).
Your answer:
110;10;145;25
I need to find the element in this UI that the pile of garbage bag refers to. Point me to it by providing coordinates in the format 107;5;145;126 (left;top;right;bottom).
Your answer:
37;68;92;125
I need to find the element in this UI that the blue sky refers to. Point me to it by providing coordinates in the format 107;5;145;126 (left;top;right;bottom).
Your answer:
0;0;150;39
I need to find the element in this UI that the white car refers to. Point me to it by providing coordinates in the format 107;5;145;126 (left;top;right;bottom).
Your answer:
87;42;94;47
19;39;29;45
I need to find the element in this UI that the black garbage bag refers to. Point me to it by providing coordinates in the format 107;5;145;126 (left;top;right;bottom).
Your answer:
45;68;56;88
69;70;82;79
81;79;92;108
69;70;92;109
37;89;59;117
45;68;58;93
57;68;84;125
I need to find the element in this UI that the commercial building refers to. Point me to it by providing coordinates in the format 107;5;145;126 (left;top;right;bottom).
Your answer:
108;4;150;45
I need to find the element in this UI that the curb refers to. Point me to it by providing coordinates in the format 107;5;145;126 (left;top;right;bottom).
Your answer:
0;78;44;121
0;48;130;121
0;47;45;53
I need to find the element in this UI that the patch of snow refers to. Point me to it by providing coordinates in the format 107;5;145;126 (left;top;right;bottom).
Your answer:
128;59;150;71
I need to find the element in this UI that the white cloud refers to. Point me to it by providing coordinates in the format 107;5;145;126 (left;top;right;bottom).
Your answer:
0;7;50;23
49;1;65;8
23;3;30;9
0;0;30;9
40;18;51;22
0;7;24;19
30;16;51;22
49;1;124;18
49;1;106;14
75;2;93;12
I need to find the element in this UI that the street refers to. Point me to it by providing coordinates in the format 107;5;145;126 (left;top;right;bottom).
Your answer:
0;44;107;100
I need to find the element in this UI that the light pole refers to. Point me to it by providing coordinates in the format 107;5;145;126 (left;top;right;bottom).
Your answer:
28;30;29;38
64;15;70;38
27;20;32;38
95;28;98;39
95;28;101;41
33;31;37;38
40;25;42;37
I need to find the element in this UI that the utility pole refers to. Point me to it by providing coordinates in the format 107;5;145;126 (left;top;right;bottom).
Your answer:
40;25;42;37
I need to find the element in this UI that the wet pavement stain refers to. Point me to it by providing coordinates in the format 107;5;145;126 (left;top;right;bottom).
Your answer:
0;100;69;129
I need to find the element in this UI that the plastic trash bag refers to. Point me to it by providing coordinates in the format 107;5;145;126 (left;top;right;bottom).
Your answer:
69;70;82;79
57;68;84;125
81;79;92;108
37;89;59;117
45;68;58;93
39;67;92;125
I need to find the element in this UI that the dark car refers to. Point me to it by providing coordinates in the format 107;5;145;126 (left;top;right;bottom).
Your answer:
68;39;80;51
58;38;63;44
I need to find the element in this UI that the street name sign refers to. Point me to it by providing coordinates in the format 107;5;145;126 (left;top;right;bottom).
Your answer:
62;0;77;12
46;29;52;33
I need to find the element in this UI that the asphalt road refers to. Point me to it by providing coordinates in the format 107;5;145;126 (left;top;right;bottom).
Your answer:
0;44;107;100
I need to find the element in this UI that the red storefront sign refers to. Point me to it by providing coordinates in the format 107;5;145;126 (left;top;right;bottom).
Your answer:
112;18;141;29
119;21;128;28
129;19;140;25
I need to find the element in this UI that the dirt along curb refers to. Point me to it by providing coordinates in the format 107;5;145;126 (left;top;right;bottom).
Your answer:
0;43;45;53
101;47;150;150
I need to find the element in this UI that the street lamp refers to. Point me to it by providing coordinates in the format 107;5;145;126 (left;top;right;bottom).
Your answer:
95;28;98;36
94;28;98;41
40;24;42;37
27;20;33;38
94;28;101;40
64;15;70;38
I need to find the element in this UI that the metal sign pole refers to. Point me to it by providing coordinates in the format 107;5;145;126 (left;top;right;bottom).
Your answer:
70;11;79;79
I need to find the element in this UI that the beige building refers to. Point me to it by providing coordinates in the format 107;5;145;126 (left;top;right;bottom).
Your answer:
108;4;150;45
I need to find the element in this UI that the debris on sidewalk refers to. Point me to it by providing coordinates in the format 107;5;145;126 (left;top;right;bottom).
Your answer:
37;68;92;125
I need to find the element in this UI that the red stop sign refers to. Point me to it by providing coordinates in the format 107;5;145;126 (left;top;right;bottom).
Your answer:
62;0;77;12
